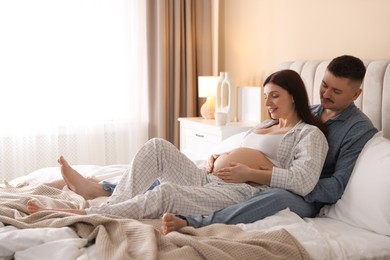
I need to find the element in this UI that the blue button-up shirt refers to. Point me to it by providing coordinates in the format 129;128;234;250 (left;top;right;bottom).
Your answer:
304;103;378;205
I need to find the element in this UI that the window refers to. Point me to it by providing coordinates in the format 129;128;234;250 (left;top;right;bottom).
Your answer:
0;0;148;180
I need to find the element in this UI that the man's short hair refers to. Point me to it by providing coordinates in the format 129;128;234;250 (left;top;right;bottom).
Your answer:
327;55;366;83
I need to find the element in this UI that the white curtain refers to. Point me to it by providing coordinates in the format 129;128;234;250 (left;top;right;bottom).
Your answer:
0;0;149;181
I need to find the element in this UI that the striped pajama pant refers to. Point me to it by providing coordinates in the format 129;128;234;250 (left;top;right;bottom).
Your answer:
86;138;263;219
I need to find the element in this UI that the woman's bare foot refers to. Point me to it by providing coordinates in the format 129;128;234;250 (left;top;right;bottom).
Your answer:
160;213;188;235
58;156;110;200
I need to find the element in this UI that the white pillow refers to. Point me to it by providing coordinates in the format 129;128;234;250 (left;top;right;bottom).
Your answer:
323;131;390;236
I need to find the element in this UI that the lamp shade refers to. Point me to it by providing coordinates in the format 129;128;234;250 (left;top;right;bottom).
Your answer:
198;76;219;119
198;76;219;97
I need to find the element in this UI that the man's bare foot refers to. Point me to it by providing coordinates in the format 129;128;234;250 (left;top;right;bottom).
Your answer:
58;156;110;200
27;200;87;215
27;200;46;214
160;213;188;235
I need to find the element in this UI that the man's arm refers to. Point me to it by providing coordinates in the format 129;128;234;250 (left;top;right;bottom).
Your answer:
304;124;377;204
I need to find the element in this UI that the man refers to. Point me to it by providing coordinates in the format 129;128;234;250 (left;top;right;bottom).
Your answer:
160;55;378;234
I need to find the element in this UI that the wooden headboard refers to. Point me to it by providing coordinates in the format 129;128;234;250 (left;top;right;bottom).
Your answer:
277;60;390;139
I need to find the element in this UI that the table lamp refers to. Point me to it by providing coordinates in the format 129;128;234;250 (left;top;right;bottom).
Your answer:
198;76;219;119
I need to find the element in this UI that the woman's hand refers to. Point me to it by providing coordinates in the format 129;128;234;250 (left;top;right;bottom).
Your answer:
214;162;251;183
206;154;220;173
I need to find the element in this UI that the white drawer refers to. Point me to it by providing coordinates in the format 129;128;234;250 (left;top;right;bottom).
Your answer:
178;117;257;161
180;126;220;160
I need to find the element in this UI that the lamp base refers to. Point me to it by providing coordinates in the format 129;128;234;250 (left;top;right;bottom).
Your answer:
200;97;215;119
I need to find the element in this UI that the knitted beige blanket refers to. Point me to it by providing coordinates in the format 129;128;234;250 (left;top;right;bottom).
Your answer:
0;184;312;260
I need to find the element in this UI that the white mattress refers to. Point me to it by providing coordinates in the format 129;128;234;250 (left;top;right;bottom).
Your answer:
2;165;389;260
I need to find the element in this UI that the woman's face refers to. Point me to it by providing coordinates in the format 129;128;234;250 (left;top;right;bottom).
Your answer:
264;83;295;119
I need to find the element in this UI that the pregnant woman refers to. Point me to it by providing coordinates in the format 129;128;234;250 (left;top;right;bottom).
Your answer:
28;70;328;221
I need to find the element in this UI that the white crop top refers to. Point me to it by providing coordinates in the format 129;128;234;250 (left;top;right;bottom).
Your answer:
240;131;284;163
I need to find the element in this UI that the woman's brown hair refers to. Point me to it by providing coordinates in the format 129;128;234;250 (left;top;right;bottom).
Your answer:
263;69;327;135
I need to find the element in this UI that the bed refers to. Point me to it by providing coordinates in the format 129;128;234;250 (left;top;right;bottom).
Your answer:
1;59;390;259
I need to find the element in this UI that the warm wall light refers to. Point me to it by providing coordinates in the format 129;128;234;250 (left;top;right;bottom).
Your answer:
198;76;219;119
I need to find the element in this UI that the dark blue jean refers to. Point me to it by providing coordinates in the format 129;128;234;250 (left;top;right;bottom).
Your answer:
178;188;322;228
102;179;161;195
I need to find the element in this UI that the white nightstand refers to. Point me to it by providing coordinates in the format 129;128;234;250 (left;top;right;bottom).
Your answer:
178;117;257;161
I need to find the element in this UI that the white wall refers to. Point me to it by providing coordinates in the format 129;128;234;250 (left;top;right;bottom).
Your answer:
219;0;390;119
218;0;390;119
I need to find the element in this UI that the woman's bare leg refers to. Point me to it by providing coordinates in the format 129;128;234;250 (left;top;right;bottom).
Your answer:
45;177;99;190
160;213;188;235
58;156;110;200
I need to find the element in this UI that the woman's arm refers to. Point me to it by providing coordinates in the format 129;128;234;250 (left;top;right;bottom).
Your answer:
270;126;328;196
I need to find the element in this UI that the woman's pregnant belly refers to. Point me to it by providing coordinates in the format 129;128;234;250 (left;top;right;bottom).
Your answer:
213;147;273;173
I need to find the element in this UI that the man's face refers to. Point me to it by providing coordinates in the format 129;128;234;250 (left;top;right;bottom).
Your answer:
320;70;362;113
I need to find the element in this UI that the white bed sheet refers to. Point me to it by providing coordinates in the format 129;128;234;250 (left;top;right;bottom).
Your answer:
0;223;88;260
306;216;390;259
2;165;390;260
239;209;390;260
1;165;124;260
8;164;127;187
